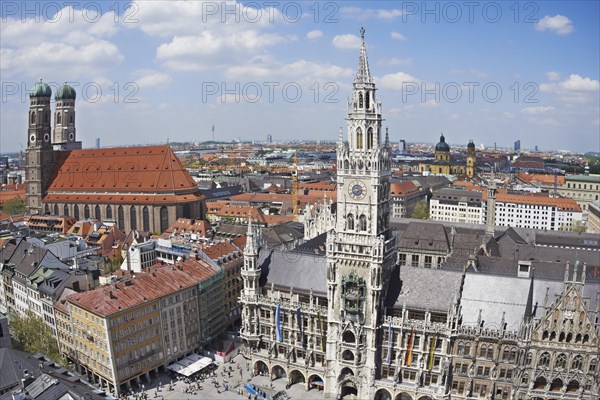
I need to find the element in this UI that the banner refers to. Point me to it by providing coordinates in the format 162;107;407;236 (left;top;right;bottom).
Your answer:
386;319;393;364
428;334;436;370
317;310;325;351
297;307;303;342
276;304;283;342
404;324;414;366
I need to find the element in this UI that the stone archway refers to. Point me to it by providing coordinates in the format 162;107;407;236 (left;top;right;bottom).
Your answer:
417;396;433;400
374;388;392;400
395;393;413;400
308;374;324;391
254;360;268;376
289;370;305;385
271;364;286;380
340;379;358;399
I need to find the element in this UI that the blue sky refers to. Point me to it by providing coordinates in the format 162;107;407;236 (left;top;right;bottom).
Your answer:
1;1;599;153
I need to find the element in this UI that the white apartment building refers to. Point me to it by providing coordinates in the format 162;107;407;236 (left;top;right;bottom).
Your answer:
430;188;484;224
429;188;583;231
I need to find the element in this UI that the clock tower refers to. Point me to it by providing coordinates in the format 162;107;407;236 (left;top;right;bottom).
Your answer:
325;28;397;399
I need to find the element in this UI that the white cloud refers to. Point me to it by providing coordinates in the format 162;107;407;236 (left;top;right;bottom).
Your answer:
377;72;421;90
540;74;600;93
391;32;407;41
546;71;560;81
332;34;362;49
226;60;353;81
521;106;556;114
134;70;172;88
527;118;561;126
535;15;574;35
307;30;323;40
421;99;439;108
0;5;123;78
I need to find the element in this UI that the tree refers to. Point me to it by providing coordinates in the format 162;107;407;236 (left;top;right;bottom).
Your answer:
1;196;26;215
569;221;587;233
411;201;430;219
9;312;63;364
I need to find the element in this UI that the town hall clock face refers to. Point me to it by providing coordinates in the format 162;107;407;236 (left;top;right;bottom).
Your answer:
349;180;367;200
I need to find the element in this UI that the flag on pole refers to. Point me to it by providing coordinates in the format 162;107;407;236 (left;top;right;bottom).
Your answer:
276;304;283;342
404;323;414;366
386;319;393;364
428;334;436;370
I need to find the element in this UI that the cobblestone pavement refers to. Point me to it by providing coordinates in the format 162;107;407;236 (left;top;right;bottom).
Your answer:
120;354;326;400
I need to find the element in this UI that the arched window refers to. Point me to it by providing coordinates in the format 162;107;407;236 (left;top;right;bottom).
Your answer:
566;380;579;393
84;205;90;219
589;359;597;372
359;214;367;231
63;204;69;216
106;205;112;219
582;334;589;343
365;91;370;109
464;343;471;356
457;342;464;355
53;204;58;215
73;204;79;220
526;352;533;365
342;330;355;343
44;204;50;214
30;111;35;124
533;376;546;390
344;159;349;170
549;331;556;340
160;206;169;233
57;113;62;125
542;330;549;340
44;112;49;124
367;127;374;149
346;214;354;230
118;206;124;230
94;205;101;220
142;206;150;231
550;378;563;392
571;355;583;370
558;332;565;342
575;333;582;342
130;206;137;230
356;128;363;149
69;113;74;124
555;353;567;369
358;92;363;108
566;332;572;342
538;352;550;367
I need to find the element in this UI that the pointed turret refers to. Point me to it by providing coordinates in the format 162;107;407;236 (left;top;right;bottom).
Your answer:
355;27;372;84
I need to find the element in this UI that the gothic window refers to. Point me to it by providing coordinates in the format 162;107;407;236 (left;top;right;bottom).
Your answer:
502;347;517;362
549;331;556;340
63;204;69;216
346;214;354;230
44;204;50;214
73;204;79;220
94;205;100;219
590;359;597;372
142;206;150;231
358;214;367;231
555;353;567;369
526;352;533;365
365;91;370;109
130;206;137;230
70;113;74;124
457;342;464;355
53;204;58;215
582;334;589;343
356;128;363;149
342;331;355;343
538;352;551;367
566;380;579;393
359;92;363;108
44;112;49;124
30;111;35;124
83;205;90;219
571;355;583;370
464;343;471;356
160;206;169;233
57;113;62;125
367;127;374;149
479;344;493;359
106;205;112;219
533;376;546;390
118;206;124;230
342;350;354;361
559;332;565;342
550;378;563;392
542;330;549;340
566;332;572;342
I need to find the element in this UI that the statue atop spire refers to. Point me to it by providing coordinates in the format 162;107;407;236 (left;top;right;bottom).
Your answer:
355;27;372;84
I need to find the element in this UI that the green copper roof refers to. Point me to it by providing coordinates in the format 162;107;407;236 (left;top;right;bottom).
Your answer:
30;79;52;98
55;83;76;100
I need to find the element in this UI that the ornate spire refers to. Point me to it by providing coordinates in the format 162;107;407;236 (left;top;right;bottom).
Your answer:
385;126;389;146
355;27;372;83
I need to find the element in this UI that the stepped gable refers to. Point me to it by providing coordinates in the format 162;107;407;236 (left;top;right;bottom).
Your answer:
47;146;198;194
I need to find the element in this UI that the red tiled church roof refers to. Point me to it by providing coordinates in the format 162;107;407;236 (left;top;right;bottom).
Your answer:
47;146;198;194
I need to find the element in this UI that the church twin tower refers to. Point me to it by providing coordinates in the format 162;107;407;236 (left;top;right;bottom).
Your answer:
25;80;81;214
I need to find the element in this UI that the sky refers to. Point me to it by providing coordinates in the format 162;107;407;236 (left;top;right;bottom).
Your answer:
1;1;599;153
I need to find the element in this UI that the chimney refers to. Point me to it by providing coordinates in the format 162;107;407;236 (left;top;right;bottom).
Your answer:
485;182;497;237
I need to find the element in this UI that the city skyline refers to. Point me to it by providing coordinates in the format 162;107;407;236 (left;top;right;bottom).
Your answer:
1;1;599;153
